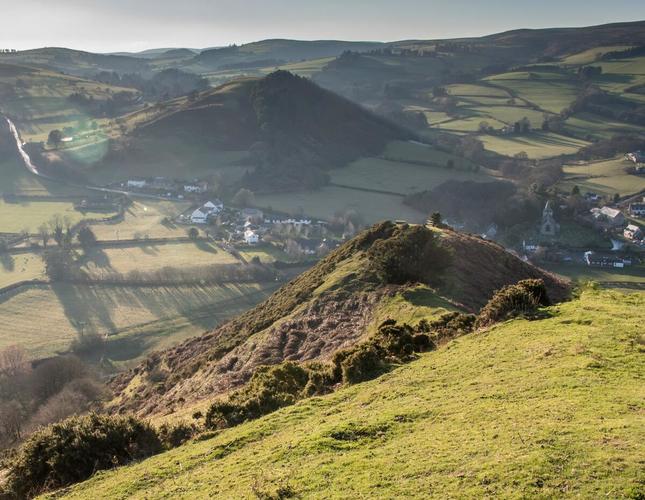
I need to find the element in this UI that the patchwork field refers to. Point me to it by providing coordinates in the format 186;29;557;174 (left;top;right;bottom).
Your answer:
485;72;579;113
0;281;277;361
559;157;645;197
563;112;645;140
477;132;590;159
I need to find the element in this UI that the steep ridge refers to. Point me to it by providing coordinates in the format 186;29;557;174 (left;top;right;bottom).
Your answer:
109;222;569;418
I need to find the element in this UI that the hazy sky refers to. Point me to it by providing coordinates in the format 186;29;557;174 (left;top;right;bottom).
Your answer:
1;0;644;53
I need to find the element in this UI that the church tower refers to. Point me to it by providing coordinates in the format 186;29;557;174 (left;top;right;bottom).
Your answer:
540;201;559;236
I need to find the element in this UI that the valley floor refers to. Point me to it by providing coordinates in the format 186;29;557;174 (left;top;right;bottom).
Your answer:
53;288;644;499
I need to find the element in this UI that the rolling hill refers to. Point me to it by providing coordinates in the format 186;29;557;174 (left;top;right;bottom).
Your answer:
108;222;569;419
94;71;411;190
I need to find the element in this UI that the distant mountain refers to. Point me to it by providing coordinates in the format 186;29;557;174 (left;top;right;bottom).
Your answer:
0;47;150;77
192;39;385;70
110;48;200;58
125;70;410;190
109;222;569;418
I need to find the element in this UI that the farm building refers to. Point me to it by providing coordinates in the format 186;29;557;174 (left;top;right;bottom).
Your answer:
591;206;626;227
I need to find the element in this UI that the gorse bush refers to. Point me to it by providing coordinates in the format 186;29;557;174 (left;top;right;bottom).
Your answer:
205;362;330;429
476;279;550;328
157;422;198;449
4;413;161;498
206;319;448;430
367;224;452;285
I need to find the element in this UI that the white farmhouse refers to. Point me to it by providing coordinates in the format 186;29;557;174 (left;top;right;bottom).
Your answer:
127;180;147;189
244;229;259;245
190;208;209;224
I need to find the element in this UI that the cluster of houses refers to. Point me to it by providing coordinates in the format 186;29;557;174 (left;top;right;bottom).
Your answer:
588;203;644;243
123;178;209;198
625;150;645;164
584;251;633;268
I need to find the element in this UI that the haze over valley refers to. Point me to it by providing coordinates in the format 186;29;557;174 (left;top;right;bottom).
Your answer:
0;2;643;498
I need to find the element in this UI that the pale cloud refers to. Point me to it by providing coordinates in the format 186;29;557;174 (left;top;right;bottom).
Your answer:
0;0;643;52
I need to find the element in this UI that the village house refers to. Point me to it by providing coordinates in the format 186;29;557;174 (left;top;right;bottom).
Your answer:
624;224;643;241
126;179;146;189
190;208;209;224
629;201;645;217
244;229;260;245
591;206;626;227
626;150;645;164
184;181;208;194
190;200;223;224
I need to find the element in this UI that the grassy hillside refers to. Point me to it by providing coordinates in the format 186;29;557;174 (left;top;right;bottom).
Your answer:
0;62;140;143
54;287;644;499
0;48;149;78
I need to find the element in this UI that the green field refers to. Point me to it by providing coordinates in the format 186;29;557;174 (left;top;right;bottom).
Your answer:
0;281;277;362
237;244;291;264
0;253;45;288
81;241;238;277
477;132;590;159
560;45;635;65
331;157;490;195
0;199;117;233
559;157;645;196
485;72;579;113
563;112;645;140
89;201;191;241
256;185;423;225
58;288;645;498
542;263;645;285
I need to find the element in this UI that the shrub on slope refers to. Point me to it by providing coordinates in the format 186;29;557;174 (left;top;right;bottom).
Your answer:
3;414;161;498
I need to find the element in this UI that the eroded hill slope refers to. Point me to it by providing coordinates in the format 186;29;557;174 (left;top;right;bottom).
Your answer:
109;223;568;418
